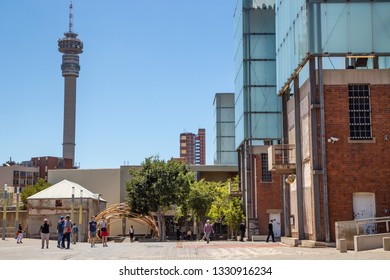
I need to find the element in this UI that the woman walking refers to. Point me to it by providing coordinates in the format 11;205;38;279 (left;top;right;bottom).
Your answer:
99;216;109;247
16;224;23;244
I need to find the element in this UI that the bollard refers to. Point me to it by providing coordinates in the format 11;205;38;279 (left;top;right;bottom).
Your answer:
383;237;390;251
339;239;347;253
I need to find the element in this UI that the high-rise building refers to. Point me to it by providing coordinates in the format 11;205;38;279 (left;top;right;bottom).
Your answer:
213;93;237;165
58;1;83;167
180;129;206;165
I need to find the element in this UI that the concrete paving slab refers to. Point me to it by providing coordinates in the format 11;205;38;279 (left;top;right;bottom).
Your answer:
0;237;389;260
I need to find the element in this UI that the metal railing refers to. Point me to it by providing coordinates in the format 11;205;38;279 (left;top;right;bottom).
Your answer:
335;216;390;249
267;144;296;173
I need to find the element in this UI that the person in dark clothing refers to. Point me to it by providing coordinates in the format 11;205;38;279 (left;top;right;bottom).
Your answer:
266;220;275;242
239;220;246;242
39;218;52;249
129;225;134;242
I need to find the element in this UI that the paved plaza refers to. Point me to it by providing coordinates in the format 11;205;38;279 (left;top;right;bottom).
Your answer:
0;237;389;260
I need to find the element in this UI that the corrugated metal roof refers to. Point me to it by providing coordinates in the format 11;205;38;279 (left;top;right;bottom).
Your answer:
27;179;106;201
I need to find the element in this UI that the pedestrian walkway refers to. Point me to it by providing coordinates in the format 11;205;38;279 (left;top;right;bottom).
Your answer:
0;237;389;260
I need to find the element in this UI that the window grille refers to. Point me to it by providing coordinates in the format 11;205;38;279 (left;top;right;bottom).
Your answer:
348;84;372;140
261;153;272;182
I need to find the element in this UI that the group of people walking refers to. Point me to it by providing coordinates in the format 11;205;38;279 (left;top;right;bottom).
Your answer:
56;215;79;249
33;215;276;247
36;215;108;249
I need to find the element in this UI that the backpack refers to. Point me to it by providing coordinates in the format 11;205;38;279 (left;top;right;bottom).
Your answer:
57;221;64;232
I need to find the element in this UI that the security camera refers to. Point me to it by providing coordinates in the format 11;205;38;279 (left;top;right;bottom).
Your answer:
327;137;339;143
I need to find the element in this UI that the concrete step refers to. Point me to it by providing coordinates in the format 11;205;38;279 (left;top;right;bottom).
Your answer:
299;240;328;248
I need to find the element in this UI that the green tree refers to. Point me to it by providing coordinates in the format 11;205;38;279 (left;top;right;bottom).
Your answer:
207;177;244;238
126;156;195;241
185;179;217;240
20;178;51;209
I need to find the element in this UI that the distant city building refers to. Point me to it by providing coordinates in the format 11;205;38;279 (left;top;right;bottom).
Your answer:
31;156;73;181
213;93;237;165
180;129;206;165
0;165;39;192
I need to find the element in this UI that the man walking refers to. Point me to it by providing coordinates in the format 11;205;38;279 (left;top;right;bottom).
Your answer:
56;216;64;248
88;216;97;248
129;225;134;242
239;220;246;242
61;215;72;249
39;218;52;249
266;219;275;243
203;220;214;244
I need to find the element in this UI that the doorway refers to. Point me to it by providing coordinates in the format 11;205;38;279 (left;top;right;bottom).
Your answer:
353;192;376;234
269;213;281;238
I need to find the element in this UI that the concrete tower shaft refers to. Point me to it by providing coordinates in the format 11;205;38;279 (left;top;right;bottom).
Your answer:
58;1;83;166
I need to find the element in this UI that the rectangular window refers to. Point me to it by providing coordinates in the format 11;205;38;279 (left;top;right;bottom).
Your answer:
348;84;372;140
261;153;272;182
55;200;63;207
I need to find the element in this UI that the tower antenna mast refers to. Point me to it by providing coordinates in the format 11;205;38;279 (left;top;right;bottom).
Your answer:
69;0;73;33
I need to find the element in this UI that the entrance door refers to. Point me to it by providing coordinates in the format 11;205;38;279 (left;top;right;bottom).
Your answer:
269;213;281;238
353;192;376;234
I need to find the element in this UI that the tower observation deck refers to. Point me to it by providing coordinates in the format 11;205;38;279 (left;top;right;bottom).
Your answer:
58;1;83;166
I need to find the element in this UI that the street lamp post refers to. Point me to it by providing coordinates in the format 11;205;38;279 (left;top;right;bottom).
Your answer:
2;184;7;240
15;187;20;232
71;187;75;223
78;190;83;242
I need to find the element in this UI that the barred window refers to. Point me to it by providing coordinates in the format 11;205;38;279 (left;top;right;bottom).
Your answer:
261;153;272;182
348;84;372;140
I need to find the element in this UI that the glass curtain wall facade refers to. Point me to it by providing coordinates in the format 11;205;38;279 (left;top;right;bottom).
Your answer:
233;0;281;238
214;93;237;165
276;0;390;94
234;0;281;147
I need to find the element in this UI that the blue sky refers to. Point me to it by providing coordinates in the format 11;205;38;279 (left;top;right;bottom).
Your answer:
0;0;237;168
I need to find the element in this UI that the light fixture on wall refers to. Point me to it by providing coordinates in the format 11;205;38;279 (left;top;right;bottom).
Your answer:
285;174;296;184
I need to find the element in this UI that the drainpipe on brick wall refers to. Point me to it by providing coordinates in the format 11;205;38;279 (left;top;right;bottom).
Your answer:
318;57;330;242
310;57;322;241
282;91;291;237
294;76;305;240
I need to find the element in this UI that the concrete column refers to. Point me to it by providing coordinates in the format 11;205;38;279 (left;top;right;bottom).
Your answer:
339;239;347;253
383;237;390;251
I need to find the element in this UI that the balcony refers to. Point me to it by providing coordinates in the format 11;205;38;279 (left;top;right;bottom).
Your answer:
268;144;296;175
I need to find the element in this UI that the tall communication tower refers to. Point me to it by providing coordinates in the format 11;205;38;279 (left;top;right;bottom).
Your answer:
58;1;83;166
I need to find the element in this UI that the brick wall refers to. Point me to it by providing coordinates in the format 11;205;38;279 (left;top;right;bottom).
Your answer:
324;83;390;240
253;154;283;235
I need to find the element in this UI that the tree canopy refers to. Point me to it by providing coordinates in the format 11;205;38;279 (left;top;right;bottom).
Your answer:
20;178;51;209
126;156;195;240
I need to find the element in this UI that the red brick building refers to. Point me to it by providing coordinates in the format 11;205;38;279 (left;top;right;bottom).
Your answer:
31;156;73;181
277;69;390;242
180;129;206;165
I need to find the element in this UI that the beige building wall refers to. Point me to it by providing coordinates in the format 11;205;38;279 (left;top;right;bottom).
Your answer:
48;169;120;205
0;165;39;192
